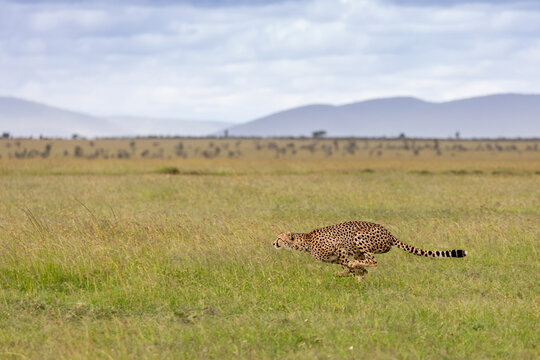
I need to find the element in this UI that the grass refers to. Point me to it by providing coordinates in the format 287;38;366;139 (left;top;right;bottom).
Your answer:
0;153;539;359
154;165;180;174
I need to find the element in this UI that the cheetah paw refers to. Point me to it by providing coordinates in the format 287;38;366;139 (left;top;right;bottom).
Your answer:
355;267;367;276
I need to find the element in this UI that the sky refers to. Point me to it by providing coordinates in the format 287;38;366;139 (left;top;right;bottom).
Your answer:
0;0;539;123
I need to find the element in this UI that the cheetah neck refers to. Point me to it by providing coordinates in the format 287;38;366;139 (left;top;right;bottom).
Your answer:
293;233;313;253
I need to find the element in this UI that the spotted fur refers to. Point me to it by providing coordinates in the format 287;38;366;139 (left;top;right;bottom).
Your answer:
273;221;467;280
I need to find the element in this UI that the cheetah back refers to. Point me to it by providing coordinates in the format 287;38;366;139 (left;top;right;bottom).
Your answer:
310;221;396;255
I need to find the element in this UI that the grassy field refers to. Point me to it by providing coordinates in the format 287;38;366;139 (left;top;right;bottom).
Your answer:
0;139;539;359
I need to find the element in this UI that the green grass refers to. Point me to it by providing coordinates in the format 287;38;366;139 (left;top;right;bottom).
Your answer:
0;158;539;359
154;165;181;174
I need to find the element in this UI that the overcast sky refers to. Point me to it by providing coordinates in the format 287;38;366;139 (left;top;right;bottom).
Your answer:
1;0;539;122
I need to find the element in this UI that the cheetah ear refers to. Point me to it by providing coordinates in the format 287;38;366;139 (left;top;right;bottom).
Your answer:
287;232;294;240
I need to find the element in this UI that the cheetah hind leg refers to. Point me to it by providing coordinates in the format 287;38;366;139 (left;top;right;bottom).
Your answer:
349;252;378;267
335;264;367;278
335;265;354;277
354;266;368;282
333;248;368;279
354;266;367;276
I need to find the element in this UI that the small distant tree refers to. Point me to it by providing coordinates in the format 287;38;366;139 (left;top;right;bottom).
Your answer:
175;141;186;157
74;145;83;157
1;132;9;139
400;133;409;150
434;139;441;156
312;130;326;138
41;143;52;158
345;140;358;155
455;131;460;139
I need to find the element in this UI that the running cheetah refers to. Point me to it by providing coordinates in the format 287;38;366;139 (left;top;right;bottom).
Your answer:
273;221;467;280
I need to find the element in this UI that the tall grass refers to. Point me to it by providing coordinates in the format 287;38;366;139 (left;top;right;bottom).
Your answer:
0;159;538;358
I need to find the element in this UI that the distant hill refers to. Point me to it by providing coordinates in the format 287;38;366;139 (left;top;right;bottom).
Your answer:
0;96;121;138
2;94;539;138
226;94;540;138
0;97;231;138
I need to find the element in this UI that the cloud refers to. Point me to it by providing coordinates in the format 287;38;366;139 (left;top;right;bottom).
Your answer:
385;0;540;6
0;0;539;122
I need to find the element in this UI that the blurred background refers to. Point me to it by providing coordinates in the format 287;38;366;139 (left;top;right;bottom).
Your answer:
1;0;539;139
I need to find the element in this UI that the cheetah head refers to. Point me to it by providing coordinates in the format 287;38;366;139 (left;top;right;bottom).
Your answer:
274;232;294;250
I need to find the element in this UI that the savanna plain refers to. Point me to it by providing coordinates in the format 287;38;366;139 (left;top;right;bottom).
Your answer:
0;138;539;359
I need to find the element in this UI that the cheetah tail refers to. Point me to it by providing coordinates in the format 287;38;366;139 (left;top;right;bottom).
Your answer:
394;240;467;258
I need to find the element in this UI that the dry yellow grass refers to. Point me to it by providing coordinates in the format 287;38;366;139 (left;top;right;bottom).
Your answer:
0;137;539;175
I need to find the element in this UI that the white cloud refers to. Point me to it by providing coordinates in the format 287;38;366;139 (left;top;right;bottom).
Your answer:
0;0;539;122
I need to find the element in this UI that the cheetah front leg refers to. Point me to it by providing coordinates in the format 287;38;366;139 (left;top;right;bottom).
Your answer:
335;268;351;277
333;248;358;277
315;248;352;277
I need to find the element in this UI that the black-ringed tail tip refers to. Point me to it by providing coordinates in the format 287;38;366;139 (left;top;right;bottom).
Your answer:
394;241;467;258
273;221;468;281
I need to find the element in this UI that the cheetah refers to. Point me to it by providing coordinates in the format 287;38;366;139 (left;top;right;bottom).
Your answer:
273;221;467;281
